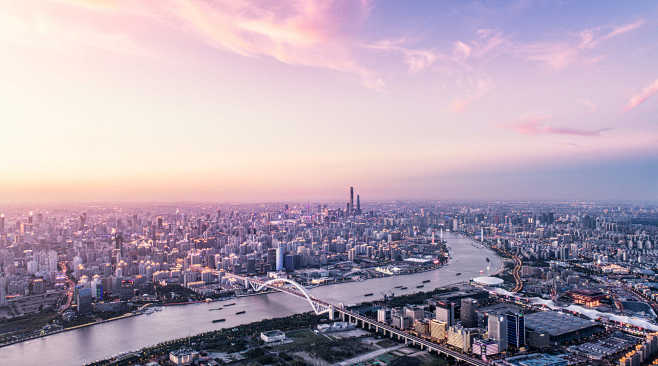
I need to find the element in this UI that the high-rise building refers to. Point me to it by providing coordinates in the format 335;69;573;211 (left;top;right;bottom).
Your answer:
377;308;391;323
0;275;7;306
284;254;295;272
436;301;455;326
506;312;525;348
77;287;93;315
246;256;256;273
115;233;124;257
0;213;4;234
488;313;508;351
460;298;478;328
391;314;411;330
267;248;277;271
447;324;475;353
356;194;361;214
349;186;354;214
91;276;103;299
404;305;424;321
430;319;447;341
275;247;284;272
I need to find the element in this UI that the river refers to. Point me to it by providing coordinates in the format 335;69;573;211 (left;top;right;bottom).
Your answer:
0;233;502;366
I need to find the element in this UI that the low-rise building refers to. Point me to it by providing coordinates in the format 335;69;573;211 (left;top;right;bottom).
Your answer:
260;330;286;343
169;348;199;365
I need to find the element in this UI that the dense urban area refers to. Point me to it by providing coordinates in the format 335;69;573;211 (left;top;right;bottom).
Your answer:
1;189;658;366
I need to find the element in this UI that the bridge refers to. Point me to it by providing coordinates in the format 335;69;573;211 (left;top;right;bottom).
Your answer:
224;274;488;366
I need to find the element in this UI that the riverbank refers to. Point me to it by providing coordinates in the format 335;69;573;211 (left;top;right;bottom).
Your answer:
0;311;142;349
86;312;326;366
0;233;501;366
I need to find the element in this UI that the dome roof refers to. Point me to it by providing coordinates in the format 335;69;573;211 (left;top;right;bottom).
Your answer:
472;276;504;286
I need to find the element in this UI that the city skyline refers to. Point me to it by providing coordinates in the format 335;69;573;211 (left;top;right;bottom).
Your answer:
2;2;658;365
1;0;657;202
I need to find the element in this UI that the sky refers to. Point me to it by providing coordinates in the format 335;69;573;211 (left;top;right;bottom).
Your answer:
0;0;657;203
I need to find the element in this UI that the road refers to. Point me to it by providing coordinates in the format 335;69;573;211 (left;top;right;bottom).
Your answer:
231;274;489;366
511;255;523;293
58;261;74;313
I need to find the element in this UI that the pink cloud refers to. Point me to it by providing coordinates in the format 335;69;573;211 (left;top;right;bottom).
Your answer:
365;38;439;73
576;99;597;112
452;78;493;112
625;79;658;111
33;0;383;89
602;19;645;42
451;29;508;63
503;115;610;136
453;41;471;60
518;19;645;69
166;0;383;88
0;1;150;57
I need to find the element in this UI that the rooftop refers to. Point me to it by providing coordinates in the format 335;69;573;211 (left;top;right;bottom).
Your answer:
524;311;597;337
502;353;569;366
473;276;504;286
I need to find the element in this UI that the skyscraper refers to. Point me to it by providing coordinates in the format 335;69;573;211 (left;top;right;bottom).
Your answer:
460;298;478;328
284;254;295;272
77;287;93;315
275;247;284;272
0;275;7;306
377;308;392;323
435;301;455;326
349;186;354;214
488;313;507;351
506;312;525;348
356;194;361;214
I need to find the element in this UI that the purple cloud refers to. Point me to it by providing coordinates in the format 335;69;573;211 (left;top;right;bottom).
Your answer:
504;115;610;137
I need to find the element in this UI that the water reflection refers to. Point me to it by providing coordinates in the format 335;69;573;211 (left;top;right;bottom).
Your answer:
0;234;501;366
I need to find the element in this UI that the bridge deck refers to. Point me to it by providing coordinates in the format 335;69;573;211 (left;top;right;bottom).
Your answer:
224;274;488;366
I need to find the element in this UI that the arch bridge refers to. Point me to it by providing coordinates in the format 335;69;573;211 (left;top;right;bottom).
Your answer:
222;273;487;366
243;276;331;315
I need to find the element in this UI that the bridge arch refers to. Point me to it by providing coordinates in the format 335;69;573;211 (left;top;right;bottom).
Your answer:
249;278;329;315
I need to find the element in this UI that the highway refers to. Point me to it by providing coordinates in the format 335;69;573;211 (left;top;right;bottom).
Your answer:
58;261;74;313
511;255;523;293
227;273;489;366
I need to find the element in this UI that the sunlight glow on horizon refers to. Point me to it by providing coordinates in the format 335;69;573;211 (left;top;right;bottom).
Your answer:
0;0;657;202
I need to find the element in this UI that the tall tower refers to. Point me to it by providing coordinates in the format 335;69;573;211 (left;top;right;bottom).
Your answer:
0;214;5;246
460;298;478;328
115;232;124;259
276;246;285;272
435;301;455;326
349;186;354;214
0;275;6;306
488;314;507;351
506;312;525;348
356;194;360;214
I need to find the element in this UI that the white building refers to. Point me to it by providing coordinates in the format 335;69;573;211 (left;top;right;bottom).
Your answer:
169;348;198;365
261;330;286;342
488;314;508;351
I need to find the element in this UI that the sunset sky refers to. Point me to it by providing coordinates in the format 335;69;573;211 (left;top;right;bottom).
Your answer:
0;0;657;202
